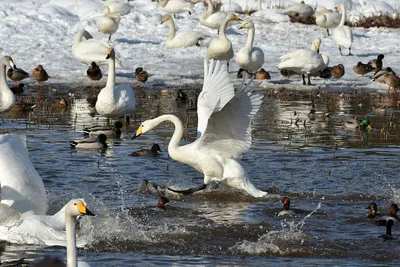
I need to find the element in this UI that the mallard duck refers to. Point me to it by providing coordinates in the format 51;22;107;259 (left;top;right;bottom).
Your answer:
87;62;102;86
135;67;148;83
130;144;162;157
7;65;29;86
83;121;123;137
176;89;187;101
353;62;373;76
69;133;108;149
332;4;353;56
255;68;271;80
368;54;384;73
32;65;49;86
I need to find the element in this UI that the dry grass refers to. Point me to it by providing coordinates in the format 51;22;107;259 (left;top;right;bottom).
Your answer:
289;15;316;25
348;14;400;28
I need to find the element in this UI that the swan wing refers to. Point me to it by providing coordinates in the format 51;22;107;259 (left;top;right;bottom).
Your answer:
333;26;353;48
173;31;207;47
196;59;235;138
195;77;263;159
0;134;48;215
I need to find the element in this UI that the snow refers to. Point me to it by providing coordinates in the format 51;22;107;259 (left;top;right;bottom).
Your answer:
0;0;399;93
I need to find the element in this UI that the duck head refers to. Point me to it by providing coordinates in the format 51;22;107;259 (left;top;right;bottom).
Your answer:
157;196;170;210
281;196;291;211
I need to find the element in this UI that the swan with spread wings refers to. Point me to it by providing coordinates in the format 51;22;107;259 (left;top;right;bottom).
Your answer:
132;59;267;197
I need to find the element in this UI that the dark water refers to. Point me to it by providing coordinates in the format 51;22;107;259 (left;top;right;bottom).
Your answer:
1;84;400;266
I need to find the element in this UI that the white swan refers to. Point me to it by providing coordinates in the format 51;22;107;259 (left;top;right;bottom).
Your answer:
235;20;264;74
96;6;121;42
72;29;122;67
132;59;267;198
277;39;327;86
159;0;194;16
103;0;133;16
200;0;233;32
160;14;210;48
207;13;242;69
95;49;136;118
0;134;94;250
283;0;315;19
315;8;341;36
332;3;353;56
0;56;16;114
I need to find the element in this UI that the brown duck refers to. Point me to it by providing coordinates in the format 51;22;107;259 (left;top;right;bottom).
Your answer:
237;68;246;79
255;68;271;80
353;62;373;76
135;67;148;83
330;64;345;78
32;65;49;86
87;62;102;85
7;66;29;86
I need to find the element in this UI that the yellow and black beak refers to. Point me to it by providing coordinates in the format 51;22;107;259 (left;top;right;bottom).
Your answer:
239;23;247;29
77;202;95;216
235;15;242;21
131;125;143;140
106;50;112;59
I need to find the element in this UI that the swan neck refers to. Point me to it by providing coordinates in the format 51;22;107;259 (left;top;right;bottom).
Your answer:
0;62;8;90
245;28;255;49
106;56;116;90
339;5;346;26
159;0;168;8
66;215;77;267
168;19;176;40
207;0;214;13
218;18;230;39
257;0;262;10
153;115;183;157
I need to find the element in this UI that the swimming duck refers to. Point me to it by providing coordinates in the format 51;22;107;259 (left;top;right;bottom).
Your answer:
0;56;16;113
87;62;102;86
157;196;170;210
135;67;148;83
366;202;381;219
353;62;373;76
32;65;49;86
368;54;384;73
175;89;187;101
277;196;295;217
96;6;121;42
69;134;108;149
359;119;372;132
375;204;399;225
255;68;271;80
130;144;162;157
83;121;123;137
7;65;29;86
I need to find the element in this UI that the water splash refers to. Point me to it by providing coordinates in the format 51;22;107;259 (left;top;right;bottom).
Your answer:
380;175;399;202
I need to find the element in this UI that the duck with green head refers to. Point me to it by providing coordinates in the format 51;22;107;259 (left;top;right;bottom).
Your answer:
176;89;187;101
69;133;108;149
83;121;123;138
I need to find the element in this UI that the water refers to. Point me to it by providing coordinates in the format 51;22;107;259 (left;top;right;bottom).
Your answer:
1;84;400;266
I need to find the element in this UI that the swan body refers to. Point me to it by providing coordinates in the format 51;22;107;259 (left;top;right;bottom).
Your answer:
332;4;353;56
104;0;132;15
235;20;264;73
200;0;234;31
315;9;341;35
95;49;136;118
72;30;121;66
159;0;194;15
96;6;121;42
161;14;209;48
207;13;242;61
283;1;315;19
133;59;267;198
0;56;16;113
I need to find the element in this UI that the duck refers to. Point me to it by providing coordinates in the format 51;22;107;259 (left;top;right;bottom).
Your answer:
135;67;148;83
368;54;384;73
315;8;341;36
371;67;399;95
0;56;16;114
52;98;68;113
160;14;209;49
130;144;162;157
95;49;136;120
176;89;188;101
83;121;123;137
200;0;233;33
207;13;242;71
375;204;399;225
235;20;264;75
87;62;102;86
69;134;108;150
96;6;121;42
132;59;267;198
255;68;271;80
359;119;372;133
283;0;315;19
157;196;170;210
237;68;246;79
332;3;353;56
72;29;122;67
329;64;345;79
103;0;133;16
32;65;49;86
353;62;373;76
7;65;29;86
366;202;382;219
276;196;295;217
0;134;94;250
158;0;194;16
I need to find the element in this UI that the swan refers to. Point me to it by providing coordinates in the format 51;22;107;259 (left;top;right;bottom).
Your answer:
315;8;341;36
0;56;16;114
160;14;210;48
72;29;122;67
95;48;136;119
283;0;315;19
132;59;267;198
277;39;327;85
103;0;133;16
235;20;264;74
0;134;94;250
332;3;353;56
96;6;121;42
200;0;233;32
207;13;242;70
158;0;194;16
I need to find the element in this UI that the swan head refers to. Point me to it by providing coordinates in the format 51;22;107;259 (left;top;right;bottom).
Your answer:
106;49;115;59
226;13;241;23
65;199;95;218
131;119;158;139
161;14;172;24
311;38;321;53
335;3;344;10
102;6;111;15
239;20;254;30
2;56;16;70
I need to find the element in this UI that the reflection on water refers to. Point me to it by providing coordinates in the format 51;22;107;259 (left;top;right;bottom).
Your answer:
1;85;400;266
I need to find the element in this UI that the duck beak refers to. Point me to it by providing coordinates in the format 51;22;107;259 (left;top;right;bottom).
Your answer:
131;125;143;139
